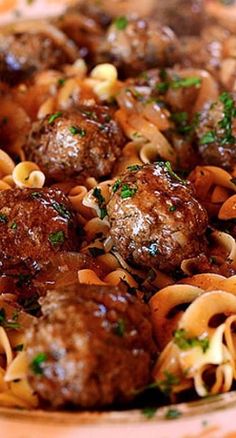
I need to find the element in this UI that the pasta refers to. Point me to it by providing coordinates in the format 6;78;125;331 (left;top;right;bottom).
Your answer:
2;0;236;412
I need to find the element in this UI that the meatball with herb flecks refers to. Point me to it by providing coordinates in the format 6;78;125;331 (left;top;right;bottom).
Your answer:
23;106;125;181
196;92;236;169
97;17;180;77
0;187;78;271
107;163;208;272
26;283;156;408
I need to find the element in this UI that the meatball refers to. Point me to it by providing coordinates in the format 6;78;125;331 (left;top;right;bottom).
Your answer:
196;92;236;169
0;25;79;85
26;283;156;408
23;106;125;181
97;18;180;77
107;163;208;272
155;0;206;36
0;187;78;270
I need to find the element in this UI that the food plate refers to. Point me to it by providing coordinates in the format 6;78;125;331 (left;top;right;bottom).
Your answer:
2;0;236;437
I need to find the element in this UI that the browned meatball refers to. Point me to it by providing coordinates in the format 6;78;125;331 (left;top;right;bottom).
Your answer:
0;188;78;270
97;18;180;77
26;283;156;408
107;163;208;272
155;0;206;36
0;25;79;85
196;92;236;169
24;107;125;181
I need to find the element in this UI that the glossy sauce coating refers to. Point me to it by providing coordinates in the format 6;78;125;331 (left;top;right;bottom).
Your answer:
107;163;208;271
26;284;156;408
0;187;78;270
24;107;125;181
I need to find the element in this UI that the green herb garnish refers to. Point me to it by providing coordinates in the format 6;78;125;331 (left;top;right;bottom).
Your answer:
157;371;180;396
165;408;182;420
69;126;86;137
48;230;65;246
112;179;121;193
10;222;17;230
52;202;71;220
174;329;209;353
114;16;128;30
142;407;158;419
0;213;8;224
58;78;66;87
169;205;177;212
30;353;47;375
164;161;187;185
114;319;125;337
156;76;201;94
0;308;21;330
200;131;216;145
31;192;41;199
13;344;24;352
48;112;62;124
120;184;137;199
148;243;159;256
92;187;107;219
127;164;142;171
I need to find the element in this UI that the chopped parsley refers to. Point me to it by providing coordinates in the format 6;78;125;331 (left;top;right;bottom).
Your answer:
169;205;177;212
0;213;8;224
174;329;209;353
156;76;201;94
142;407;158;419
120;184;137;199
48;230;65;246
68;126;86;137
92;187;107;219
0;308;21;330
31;191;41;199
10;222;17;230
114;319;125;337
200;92;236;146
52;202;71;220
163;161;187;185
58;78;66;87
30;353;47;375
165;408;182;420
200;131;216;145
112;179;121;193
171;112;193;135
114;16;128;30
48;112;62;124
157;371;180;396
148;243;159;256
127;164;142;172
88;247;105;257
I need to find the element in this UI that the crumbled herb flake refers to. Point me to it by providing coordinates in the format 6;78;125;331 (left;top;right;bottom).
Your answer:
112;179;121;193
169;205;177;212
0;308;21;330
171;112;193;135
120;184;137;199
88;247;105;257
148;243;159;256
157;371;180;396
174;329;209;353
142;407;158;419
48;112;62;124
165;408;182;420
171;76;201;89
52;202;71;220
164;161;187;185
48;230;65;246
200;131;216;145
114;16;128;30
114;319;125;337
31;191;41;199
127;164;142;171
92;187;107;219
58;78;66;87
69;126;86;137
30;353;47;375
10;222;17;230
0;213;8;224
